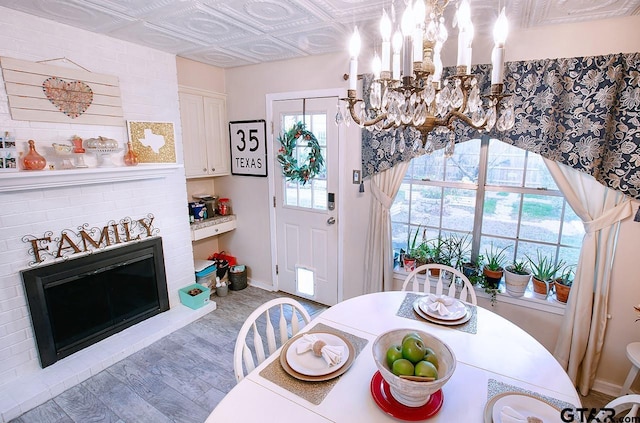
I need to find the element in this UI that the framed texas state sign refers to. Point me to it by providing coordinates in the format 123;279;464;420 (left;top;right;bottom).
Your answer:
229;120;267;177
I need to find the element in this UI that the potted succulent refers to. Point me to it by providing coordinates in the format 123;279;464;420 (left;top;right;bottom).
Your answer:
426;234;452;277
554;265;575;303
462;254;484;287
526;250;566;299
447;233;471;271
402;226;421;271
504;259;532;298
482;243;510;289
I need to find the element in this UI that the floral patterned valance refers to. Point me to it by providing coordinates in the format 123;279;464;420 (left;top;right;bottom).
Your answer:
362;53;640;200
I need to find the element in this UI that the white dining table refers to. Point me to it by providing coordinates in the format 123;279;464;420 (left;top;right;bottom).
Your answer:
207;291;581;422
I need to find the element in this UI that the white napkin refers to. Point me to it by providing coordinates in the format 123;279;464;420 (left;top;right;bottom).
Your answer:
295;334;345;366
426;294;455;316
500;406;527;423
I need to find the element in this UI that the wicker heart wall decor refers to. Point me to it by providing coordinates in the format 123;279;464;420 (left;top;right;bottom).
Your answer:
42;76;93;119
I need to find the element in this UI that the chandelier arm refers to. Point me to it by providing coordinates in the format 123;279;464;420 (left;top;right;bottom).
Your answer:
444;110;486;131
345;100;389;127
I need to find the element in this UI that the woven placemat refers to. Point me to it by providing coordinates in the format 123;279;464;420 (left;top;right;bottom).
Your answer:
487;378;577;411
396;292;478;334
259;323;369;405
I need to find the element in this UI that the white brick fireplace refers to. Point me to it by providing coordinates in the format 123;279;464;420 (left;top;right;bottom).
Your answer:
0;7;209;422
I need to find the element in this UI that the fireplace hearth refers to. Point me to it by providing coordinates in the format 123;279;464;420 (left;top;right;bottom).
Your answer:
21;237;169;368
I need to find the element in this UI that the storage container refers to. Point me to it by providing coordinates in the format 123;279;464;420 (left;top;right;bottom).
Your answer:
229;265;247;291
178;283;211;310
218;198;231;215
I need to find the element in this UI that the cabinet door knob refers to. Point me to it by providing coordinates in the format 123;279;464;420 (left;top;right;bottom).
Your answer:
211;168;215;172
202;167;207;172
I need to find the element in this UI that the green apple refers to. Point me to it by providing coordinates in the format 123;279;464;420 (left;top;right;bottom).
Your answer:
402;332;422;345
415;360;438;379
391;358;414;376
401;336;427;364
386;344;403;368
423;350;439;369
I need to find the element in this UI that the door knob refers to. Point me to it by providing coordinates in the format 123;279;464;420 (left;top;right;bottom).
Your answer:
327;217;336;225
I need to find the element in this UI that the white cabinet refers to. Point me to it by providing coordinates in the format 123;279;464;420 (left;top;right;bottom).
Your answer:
179;88;229;178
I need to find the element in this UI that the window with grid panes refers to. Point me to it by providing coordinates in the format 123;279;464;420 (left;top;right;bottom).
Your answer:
391;137;584;296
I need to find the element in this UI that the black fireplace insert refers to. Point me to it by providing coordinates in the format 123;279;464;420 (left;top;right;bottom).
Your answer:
21;237;169;368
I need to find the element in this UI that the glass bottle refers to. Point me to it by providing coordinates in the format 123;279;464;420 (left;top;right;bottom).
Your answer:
123;141;139;166
23;140;47;170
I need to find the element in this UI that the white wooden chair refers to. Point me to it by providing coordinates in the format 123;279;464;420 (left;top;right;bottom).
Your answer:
592;394;640;422
233;297;311;383
401;263;477;305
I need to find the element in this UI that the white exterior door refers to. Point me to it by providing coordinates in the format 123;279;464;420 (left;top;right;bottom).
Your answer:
271;97;339;306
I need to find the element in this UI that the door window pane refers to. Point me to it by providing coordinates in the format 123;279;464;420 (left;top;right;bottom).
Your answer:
281;112;328;211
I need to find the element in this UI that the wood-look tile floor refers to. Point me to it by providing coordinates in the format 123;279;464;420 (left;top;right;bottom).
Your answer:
10;286;616;422
10;287;327;423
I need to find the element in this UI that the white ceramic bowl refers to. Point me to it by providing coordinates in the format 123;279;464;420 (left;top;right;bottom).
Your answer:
372;329;456;407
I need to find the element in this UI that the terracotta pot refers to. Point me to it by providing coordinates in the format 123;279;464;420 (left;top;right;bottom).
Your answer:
532;277;555;298
483;266;503;289
416;258;428;274
555;281;571;303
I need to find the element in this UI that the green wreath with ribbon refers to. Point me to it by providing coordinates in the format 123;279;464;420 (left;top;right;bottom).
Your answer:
276;122;324;185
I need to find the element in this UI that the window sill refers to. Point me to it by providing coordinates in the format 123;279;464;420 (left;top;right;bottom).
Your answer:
393;269;567;315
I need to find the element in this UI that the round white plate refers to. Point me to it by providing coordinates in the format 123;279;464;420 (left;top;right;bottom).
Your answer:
413;300;471;326
418;296;467;321
491;393;562;423
285;333;349;376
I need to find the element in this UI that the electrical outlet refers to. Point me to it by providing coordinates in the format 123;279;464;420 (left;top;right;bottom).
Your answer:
352;170;361;184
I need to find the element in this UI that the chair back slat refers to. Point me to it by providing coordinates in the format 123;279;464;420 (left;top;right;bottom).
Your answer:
278;304;288;345
434;271;445;296
242;343;255;375
252;321;266;364
265;308;277;355
291;309;300;335
233;297;312;383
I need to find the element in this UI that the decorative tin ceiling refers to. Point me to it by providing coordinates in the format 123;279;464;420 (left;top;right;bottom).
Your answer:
0;0;638;68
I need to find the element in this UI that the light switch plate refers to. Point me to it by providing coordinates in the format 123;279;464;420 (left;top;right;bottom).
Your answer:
352;170;361;184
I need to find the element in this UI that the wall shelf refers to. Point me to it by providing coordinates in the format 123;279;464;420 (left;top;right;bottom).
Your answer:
0;164;183;192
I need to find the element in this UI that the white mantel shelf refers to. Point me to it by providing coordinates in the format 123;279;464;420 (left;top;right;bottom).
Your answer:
0;164;183;192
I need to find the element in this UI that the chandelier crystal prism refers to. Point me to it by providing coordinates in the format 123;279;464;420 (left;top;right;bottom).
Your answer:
340;0;515;147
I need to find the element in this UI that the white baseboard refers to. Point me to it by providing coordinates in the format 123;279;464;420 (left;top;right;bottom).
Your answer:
247;278;276;292
592;378;625;397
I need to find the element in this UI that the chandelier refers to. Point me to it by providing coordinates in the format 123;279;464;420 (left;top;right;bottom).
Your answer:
340;0;515;152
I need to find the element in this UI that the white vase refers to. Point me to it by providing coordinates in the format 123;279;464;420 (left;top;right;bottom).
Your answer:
504;267;531;297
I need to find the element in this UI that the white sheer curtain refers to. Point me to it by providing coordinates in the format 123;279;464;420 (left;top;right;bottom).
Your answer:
363;162;411;293
545;158;633;395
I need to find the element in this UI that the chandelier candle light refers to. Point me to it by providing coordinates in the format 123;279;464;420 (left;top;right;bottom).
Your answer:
341;0;515;152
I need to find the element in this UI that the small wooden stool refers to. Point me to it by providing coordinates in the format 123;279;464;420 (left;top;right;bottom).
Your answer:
621;342;640;395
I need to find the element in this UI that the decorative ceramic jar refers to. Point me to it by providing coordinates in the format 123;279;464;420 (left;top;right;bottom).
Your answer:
123;141;139;166
22;140;47;170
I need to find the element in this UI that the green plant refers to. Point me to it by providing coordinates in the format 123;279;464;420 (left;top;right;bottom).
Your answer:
556;265;575;286
446;233;471;270
506;259;530;275
463;254;484;286
525;250;566;282
483;243;510;271
404;225;423;259
427;235;451;266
